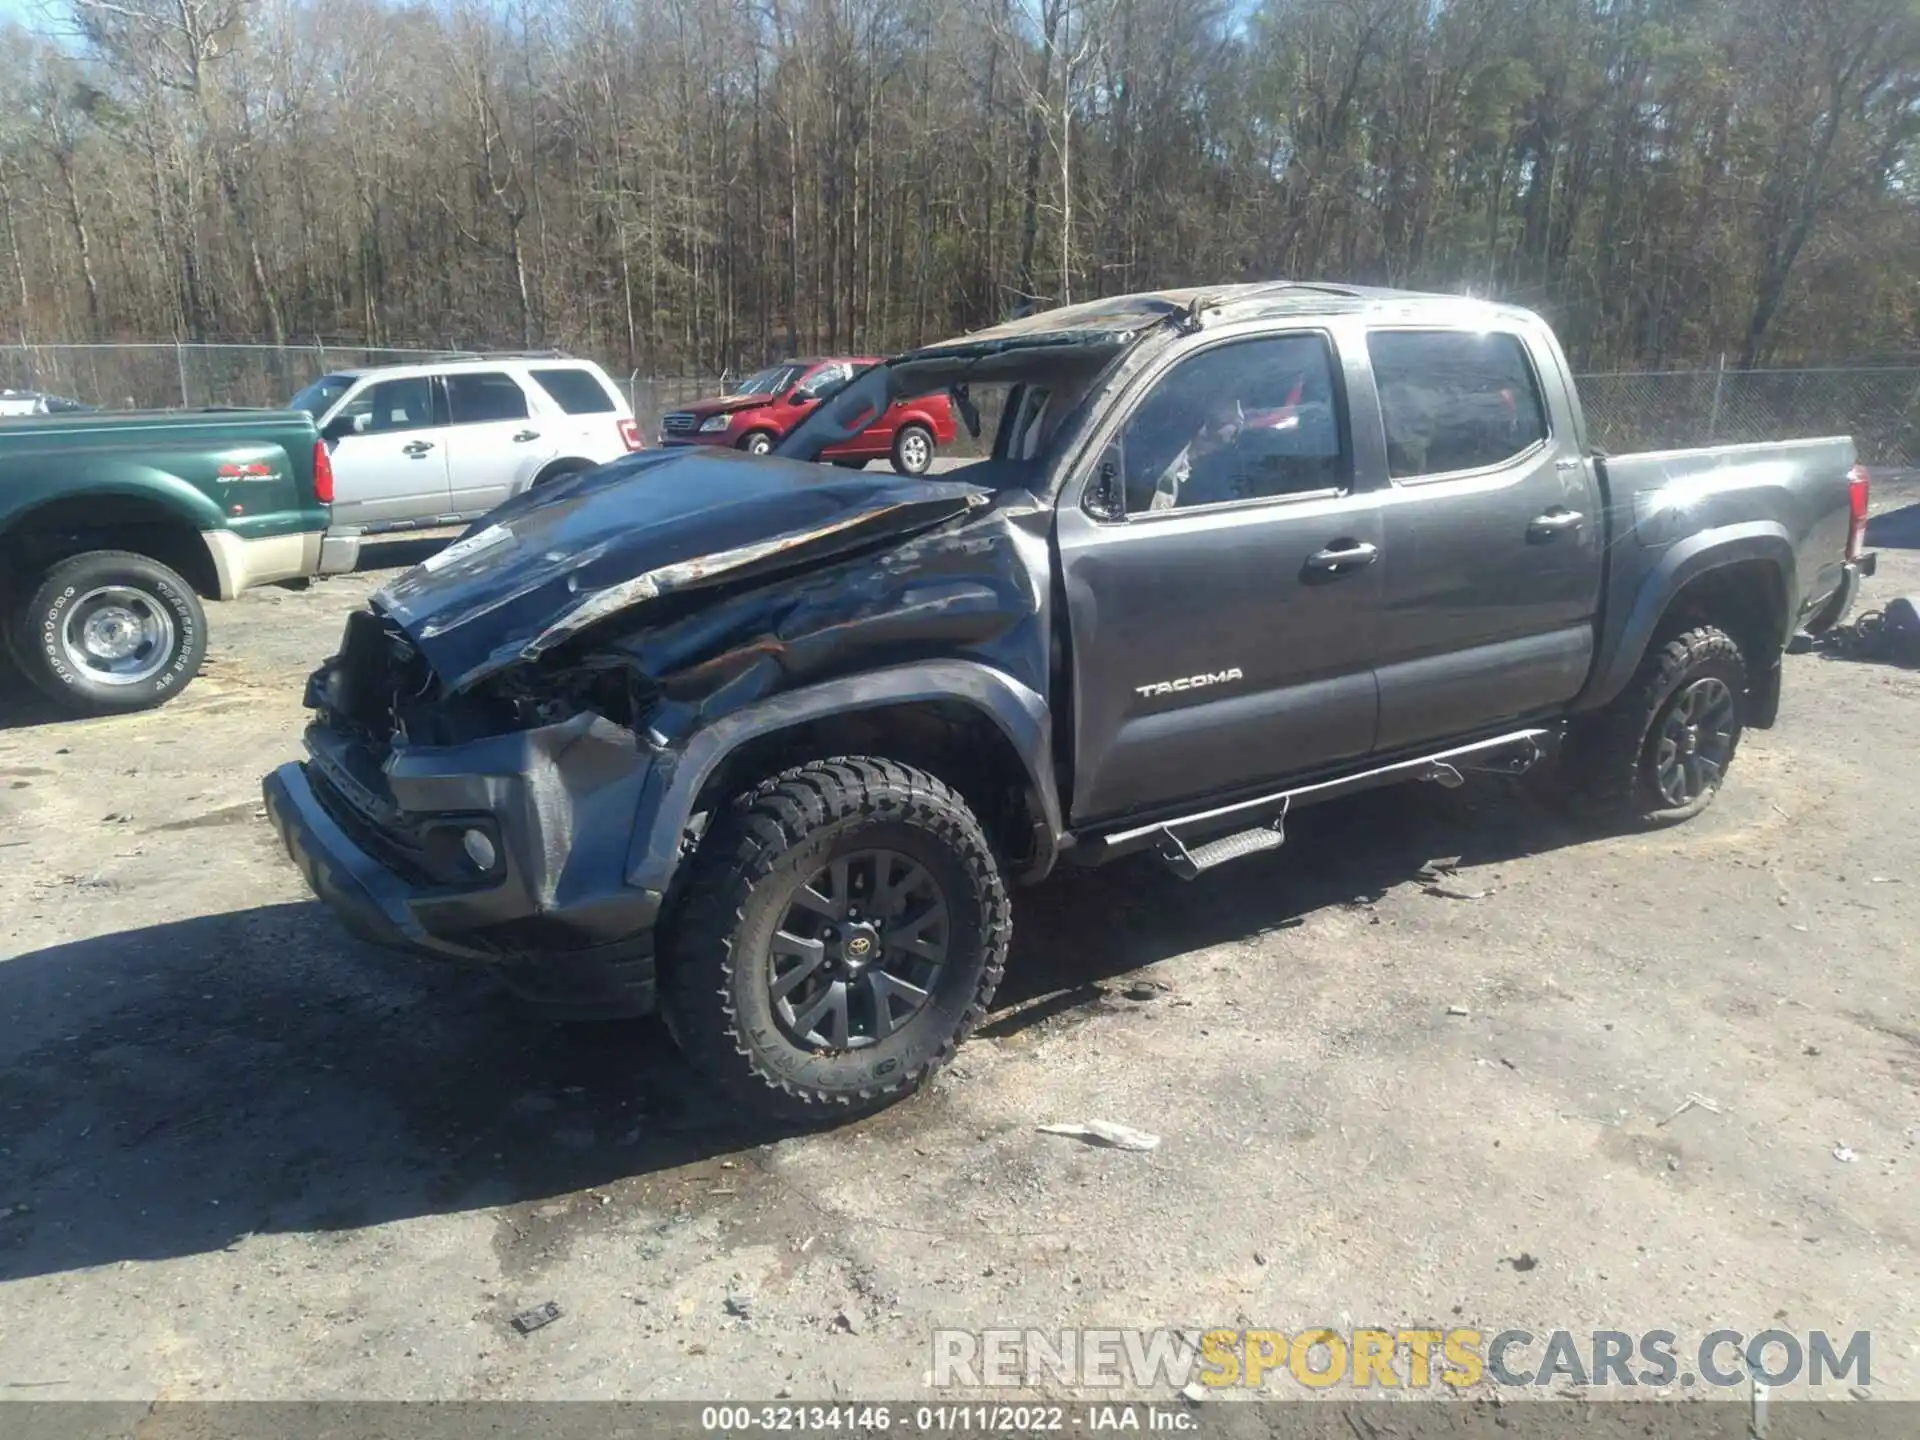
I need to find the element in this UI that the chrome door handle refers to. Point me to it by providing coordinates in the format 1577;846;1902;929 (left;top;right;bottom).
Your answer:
512;430;540;443
402;440;435;457
1304;541;1379;574
1528;508;1584;540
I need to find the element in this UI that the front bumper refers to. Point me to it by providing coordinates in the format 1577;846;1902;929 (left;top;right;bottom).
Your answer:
262;716;664;1017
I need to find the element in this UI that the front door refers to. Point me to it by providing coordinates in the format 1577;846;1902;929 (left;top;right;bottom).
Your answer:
1364;326;1605;752
324;375;452;529
1054;328;1384;825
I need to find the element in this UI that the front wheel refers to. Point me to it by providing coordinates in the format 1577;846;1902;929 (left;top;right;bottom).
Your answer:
738;431;775;457
663;759;1010;1119
890;423;935;476
12;550;208;714
1572;625;1747;826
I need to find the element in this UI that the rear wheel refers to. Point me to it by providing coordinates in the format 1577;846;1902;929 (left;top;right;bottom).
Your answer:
11;550;208;714
890;423;935;476
1572;625;1747;826
739;431;775;457
531;458;595;489
664;758;1010;1119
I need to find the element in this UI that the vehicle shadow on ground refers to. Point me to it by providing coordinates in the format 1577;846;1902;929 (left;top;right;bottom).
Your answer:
0;656;69;732
1865;502;1920;551
354;536;451;573
995;778;1589;1018
0;780;1594;1283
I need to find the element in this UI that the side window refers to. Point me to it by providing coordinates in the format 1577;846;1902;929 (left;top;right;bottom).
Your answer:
529;367;617;415
339;376;435;434
445;371;530;425
1110;333;1348;515
1368;331;1548;480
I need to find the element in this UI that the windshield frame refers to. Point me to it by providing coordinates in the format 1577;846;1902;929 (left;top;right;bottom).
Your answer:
773;330;1162;495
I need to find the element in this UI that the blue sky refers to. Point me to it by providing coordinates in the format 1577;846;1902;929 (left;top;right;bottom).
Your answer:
1;0;60;33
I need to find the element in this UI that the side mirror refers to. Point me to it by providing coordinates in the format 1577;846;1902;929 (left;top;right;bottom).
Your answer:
787;389;812;406
322;414;358;443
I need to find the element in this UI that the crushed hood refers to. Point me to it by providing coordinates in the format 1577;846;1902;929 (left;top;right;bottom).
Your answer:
676;392;778;418
373;447;988;694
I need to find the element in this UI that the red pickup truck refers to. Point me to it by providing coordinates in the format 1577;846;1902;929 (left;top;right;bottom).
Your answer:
658;357;957;474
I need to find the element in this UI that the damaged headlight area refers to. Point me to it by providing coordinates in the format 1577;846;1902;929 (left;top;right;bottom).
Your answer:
308;604;663;747
305;607;433;742
467;653;663;739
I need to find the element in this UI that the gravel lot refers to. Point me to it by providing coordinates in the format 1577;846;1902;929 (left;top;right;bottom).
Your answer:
2;479;1918;1404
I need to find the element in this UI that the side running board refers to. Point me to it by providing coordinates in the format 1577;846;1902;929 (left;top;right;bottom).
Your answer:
1157;800;1290;881
1094;728;1554;880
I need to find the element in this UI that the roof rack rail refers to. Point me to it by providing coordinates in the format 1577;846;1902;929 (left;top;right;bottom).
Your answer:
398;348;576;362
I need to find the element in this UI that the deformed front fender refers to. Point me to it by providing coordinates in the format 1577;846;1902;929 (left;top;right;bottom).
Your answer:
1577;520;1797;713
624;660;1061;898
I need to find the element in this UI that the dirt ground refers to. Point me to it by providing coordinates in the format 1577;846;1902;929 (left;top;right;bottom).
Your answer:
2;480;1918;1405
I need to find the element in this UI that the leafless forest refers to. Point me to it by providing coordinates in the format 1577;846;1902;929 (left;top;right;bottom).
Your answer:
1;0;1916;376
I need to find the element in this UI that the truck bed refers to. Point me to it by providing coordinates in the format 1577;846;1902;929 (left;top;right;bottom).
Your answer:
1580;435;1856;710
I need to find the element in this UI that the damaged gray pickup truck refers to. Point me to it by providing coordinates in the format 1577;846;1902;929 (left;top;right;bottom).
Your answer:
264;283;1878;1119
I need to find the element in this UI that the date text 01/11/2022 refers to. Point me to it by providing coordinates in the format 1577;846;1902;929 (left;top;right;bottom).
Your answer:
699;1404;1198;1433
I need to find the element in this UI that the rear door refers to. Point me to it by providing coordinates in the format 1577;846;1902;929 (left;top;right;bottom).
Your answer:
1054;323;1386;825
1366;325;1604;752
323;375;452;529
442;370;546;516
526;365;634;466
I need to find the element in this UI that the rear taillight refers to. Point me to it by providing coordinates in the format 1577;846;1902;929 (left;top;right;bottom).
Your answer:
1847;464;1869;561
313;439;335;506
618;418;642;451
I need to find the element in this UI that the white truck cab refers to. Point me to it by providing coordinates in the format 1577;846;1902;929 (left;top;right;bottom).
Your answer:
290;356;640;533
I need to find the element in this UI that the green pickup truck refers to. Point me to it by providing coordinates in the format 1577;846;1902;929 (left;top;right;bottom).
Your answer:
1;408;355;714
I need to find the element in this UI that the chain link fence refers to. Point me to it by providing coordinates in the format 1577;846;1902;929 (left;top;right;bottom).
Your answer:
4;343;1917;468
0;342;725;438
0;342;474;413
1574;366;1920;468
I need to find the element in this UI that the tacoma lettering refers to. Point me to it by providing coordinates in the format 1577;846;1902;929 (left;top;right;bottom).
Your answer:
1136;668;1244;699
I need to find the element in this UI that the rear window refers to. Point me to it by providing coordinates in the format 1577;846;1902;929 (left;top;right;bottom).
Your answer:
1368;330;1549;479
530;367;619;415
445;371;530;424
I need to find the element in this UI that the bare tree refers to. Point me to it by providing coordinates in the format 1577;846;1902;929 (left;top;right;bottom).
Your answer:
0;0;1911;377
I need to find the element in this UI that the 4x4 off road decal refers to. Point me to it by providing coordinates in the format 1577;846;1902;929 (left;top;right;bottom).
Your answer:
1134;667;1244;699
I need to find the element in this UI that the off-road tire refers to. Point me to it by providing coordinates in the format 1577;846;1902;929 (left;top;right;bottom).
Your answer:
12;550;208;715
738;431;775;457
890;423;935;476
663;758;1010;1120
1573;625;1747;827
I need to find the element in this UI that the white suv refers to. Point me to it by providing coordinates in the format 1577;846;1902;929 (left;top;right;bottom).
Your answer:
289;356;641;533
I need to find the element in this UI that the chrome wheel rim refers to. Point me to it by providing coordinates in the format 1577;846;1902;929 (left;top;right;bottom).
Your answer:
900;431;930;471
1653;676;1736;807
61;586;176;685
746;434;771;454
767;848;950;1051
